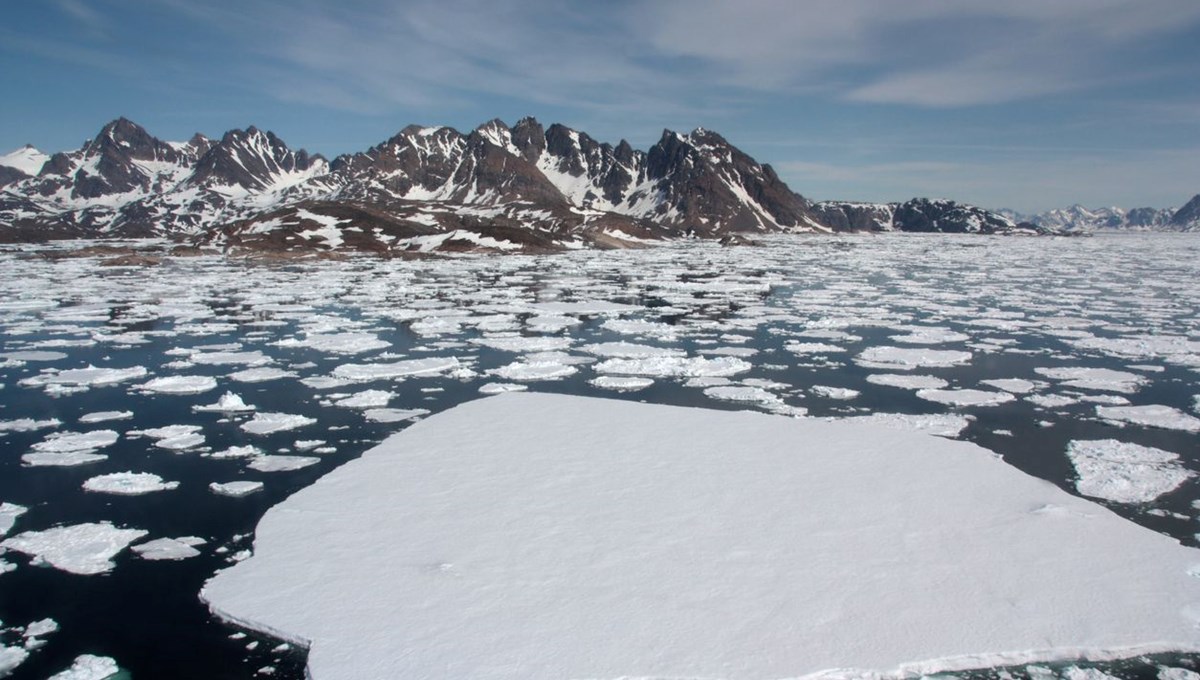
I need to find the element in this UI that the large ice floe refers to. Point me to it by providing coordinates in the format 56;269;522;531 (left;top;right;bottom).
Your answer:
203;393;1200;680
2;522;147;575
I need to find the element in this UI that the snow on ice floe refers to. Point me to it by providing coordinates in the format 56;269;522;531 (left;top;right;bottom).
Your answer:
784;341;846;355
980;378;1039;394
470;336;573;353
811;385;860;400
0;417;61;433
488;358;577;381
590;376;654;392
0;647;28;677
478;382;528;395
187;350;273;366
580;342;686;359
332;357;461;382
193;391;256;412
228;367;296;383
594;355;751;378
334;389;395;409
246;455;320;472
916;389;1017;407
129;424;205;451
855;346;972;370
888;327;971;344
1066;440;1193;504
1096;405;1200;432
46;654;120;680
135;375;218;394
866;373;949;390
240;413;317;435
275;332;390;355
207;445;262;460
78;411;133;424
210;481;265;497
1;522;147;575
1035;367;1147;394
83;472;180;495
834;412;972;438
0;503;27;537
22;430;119;468
20;365;148;393
203;394;1200;680
131;536;205;561
363;408;429;423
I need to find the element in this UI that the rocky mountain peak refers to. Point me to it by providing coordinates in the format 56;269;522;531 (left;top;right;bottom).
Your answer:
1170;193;1200;229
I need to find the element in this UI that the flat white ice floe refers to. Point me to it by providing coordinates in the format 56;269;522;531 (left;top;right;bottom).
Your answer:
1035;367;1146;394
78;411;133;424
580;342;685;359
811;385;860;400
334;389;395;409
594;355;751;378
274;332;390;355
832;412;972;438
19;365;147;392
589;376;654;391
362;408;429;423
866;373;949;390
240;412;317;435
228;367;296;383
203;393;1200;680
47;654;120;680
488;359;577;382
2;522;147;575
131;536;205;561
1096;405;1200;433
855;346;972;370
0;417;62;433
209;481;265;497
83;472;180;495
980;378;1039;394
246;455;320;472
916;388;1017;407
135;375;218;394
1066;440;1193;504
193;391;256;412
0;503;27;537
332;357;460;381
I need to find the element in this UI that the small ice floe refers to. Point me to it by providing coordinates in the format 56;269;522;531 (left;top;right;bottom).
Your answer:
1027;393;1080;408
294;440;325;451
0;503;28;537
131;536;206;561
833;412;972;438
1;521;147;575
580;342;686;359
207;445;262;460
83;472;180;495
0;350;68;362
229;367;297;383
525;316;581;333
594;355;751;378
810;385;859;400
334;390;395;409
590;376;654;392
193;391;256;413
1096;404;1200;432
855;346;972;370
916;389;1017;407
1159;667;1200;680
240;413;318;435
865;374;948;390
276;332;391;355
332;357;461;382
47;653;120;680
210;481;265;497
600;319;679;339
0;418;61;434
78;411;133;424
471;336;573;353
0;645;28;676
1066;439;1193;504
19;365;148;393
478;383;528;395
1034;367;1146;394
362;408;429;423
489;359;578;382
980;378;1039;394
888;327;970;344
784;341;845;355
22;617;58;648
703;385;783;406
246;455;320;472
129;424;205;451
188;350;273;366
299;376;356;390
22;430;119;467
135;375;218;395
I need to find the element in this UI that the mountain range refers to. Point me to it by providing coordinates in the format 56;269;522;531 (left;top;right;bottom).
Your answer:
999;200;1200;233
1;118;1194;253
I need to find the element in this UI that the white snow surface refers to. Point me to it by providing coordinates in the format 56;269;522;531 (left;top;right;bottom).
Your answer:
193;391;256;412
47;654;120;680
1066;440;1193;504
131;536;204;561
2;522;147;575
0;503;27;537
1096;405;1200;433
82;472;180;495
136;375;218;394
594;355;751;378
866;374;949;390
246;455;320;472
855;346;973;370
240;412;317;435
916;388;1017;407
203;393;1200;680
210;481;265;497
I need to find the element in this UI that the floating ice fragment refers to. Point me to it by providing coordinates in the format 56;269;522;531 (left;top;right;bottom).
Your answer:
834;412;972;438
335;390;395;409
703;385;782;405
580;342;685;359
83;472;180;495
916;389;1017;407
488;360;577;382
210;481;265;497
20;365;148;391
332;357;461;381
363;408;429;423
1;522;147;575
47;654;120;680
0;418;61;433
784;341;845;354
590;376;654;392
478;382;528;395
811;385;860;400
207;445;262;460
229;367;296;383
1066;440;1192;504
78;411;133;424
193;391;256;412
980;378;1039;394
241;413;317;435
866;374;948;390
247;455;320;472
0;503;27;537
1096;405;1200;432
1035;367;1146;394
471;336;573;353
131;536;205;561
594;355;751;378
0;646;28;677
136;375;218;394
855;347;972;370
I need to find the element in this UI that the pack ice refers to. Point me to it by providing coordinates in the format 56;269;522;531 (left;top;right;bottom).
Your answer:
202;393;1200;680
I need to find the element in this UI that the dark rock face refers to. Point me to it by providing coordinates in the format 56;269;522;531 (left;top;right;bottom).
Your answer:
187;127;323;191
0;166;29;188
892;198;1023;234
1170;194;1200;229
811;202;895;232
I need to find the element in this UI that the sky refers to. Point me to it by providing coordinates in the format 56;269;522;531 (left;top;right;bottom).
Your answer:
1;0;1198;213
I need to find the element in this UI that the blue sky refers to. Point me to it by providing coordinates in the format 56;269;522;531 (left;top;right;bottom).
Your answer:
1;0;1198;212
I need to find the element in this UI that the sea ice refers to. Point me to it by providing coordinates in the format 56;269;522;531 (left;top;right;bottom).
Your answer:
78;411;133;424
229;367;296;383
834;412;972;438
275;333;390;355
477;383;528;395
30;430;118;453
334;390;395;409
1066;440;1193;504
203;394;1200;680
855;346;973;370
590;376;654;391
131;536;205;560
362;408;429;423
0;503;27;537
2;522;147;575
784;341;846;354
136;375;218;394
83;472;180;495
20;365;148;391
580;342;686;359
0;647;28;677
0;418;61;433
193;391;256;412
916;389;1017;407
210;481;265;497
246;455;320;472
980;379;1039;394
240;413;317;435
471;336;573;353
594;355;751;378
488;359;577;381
1096;405;1200;432
888;327;971;344
46;654;120;680
1035;367;1146;394
866;374;949;390
703;385;782;406
332;357;460;381
811;385;860;400
21;451;108;467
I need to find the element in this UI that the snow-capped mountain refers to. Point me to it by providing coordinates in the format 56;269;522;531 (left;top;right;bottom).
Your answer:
0;144;50;187
1003;201;1199;232
0;117;831;250
814;198;1044;235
